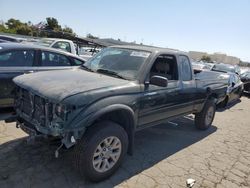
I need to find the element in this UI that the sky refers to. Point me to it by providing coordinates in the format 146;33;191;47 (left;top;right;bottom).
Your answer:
0;0;250;61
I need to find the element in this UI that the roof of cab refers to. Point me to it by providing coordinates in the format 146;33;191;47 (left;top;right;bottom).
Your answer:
111;45;187;56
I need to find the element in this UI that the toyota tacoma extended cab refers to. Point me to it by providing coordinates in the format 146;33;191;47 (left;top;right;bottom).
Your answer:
11;45;228;181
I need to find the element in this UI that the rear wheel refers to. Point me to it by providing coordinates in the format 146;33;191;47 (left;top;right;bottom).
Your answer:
73;121;128;182
195;100;216;130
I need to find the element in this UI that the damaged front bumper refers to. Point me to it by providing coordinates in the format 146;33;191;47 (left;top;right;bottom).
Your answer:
15;119;76;158
15;116;83;149
12;86;86;149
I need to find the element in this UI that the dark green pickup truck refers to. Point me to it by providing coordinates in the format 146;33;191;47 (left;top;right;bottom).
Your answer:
12;45;227;181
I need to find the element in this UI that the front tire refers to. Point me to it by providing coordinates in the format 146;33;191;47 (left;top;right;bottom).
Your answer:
195;100;216;130
73;121;128;182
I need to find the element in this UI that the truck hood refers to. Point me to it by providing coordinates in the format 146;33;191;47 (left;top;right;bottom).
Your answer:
13;69;131;102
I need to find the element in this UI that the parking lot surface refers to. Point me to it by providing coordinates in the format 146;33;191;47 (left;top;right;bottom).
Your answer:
0;97;250;188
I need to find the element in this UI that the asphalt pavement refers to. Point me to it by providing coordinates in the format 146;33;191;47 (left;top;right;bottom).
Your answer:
0;97;250;188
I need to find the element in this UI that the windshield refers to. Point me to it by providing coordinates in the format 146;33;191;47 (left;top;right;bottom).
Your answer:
83;48;151;80
36;39;55;47
212;64;235;73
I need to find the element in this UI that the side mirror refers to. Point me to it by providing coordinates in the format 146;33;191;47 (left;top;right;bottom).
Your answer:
150;76;168;87
232;82;235;87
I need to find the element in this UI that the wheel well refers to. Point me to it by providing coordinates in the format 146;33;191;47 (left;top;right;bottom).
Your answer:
207;91;218;104
209;93;218;99
92;109;135;155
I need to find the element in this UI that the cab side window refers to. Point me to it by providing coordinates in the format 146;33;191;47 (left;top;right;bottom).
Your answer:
180;55;192;81
150;55;178;80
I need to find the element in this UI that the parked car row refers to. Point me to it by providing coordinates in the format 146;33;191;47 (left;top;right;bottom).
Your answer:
211;63;241;75
216;73;243;107
0;34;24;43
1;34;98;59
240;71;250;93
194;69;243;108
1;40;247;110
193;60;250;103
0;38;246;182
0;42;87;107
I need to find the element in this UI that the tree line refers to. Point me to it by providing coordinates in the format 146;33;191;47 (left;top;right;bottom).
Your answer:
0;17;98;39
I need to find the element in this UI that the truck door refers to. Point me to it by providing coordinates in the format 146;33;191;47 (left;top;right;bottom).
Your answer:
178;55;197;112
138;54;183;127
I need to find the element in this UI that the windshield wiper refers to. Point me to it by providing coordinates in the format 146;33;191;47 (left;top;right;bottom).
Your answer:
81;65;94;72
96;69;127;80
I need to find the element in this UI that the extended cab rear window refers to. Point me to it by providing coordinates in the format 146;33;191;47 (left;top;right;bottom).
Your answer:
150;55;179;81
180;55;192;81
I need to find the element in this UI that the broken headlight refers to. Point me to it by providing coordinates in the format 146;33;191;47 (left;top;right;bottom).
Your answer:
55;104;73;120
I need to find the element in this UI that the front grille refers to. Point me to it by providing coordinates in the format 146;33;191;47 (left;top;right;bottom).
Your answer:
15;87;53;127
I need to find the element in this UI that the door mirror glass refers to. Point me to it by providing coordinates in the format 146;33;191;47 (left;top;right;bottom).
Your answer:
150;76;168;87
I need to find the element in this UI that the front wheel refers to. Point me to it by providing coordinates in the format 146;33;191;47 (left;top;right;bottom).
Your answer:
195;100;216;130
73;121;128;182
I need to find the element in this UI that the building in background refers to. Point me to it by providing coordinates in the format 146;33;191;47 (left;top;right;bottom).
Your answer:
189;51;208;61
189;51;240;65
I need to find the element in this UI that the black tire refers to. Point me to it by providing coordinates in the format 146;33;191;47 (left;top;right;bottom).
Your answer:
195;99;216;130
73;121;128;182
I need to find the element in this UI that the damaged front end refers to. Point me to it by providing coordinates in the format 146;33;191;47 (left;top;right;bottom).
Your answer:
14;86;85;149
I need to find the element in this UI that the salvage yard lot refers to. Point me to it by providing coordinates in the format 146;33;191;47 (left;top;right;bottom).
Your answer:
0;97;250;188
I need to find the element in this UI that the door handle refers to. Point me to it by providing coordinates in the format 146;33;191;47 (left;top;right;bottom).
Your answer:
25;70;34;74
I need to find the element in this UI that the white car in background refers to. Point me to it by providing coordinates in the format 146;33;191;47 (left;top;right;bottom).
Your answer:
79;47;101;60
35;38;77;55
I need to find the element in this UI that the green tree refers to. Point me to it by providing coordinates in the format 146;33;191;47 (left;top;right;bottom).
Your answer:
5;18;22;30
16;24;32;35
45;17;61;31
62;26;74;34
1;17;77;38
87;33;99;39
0;24;7;32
